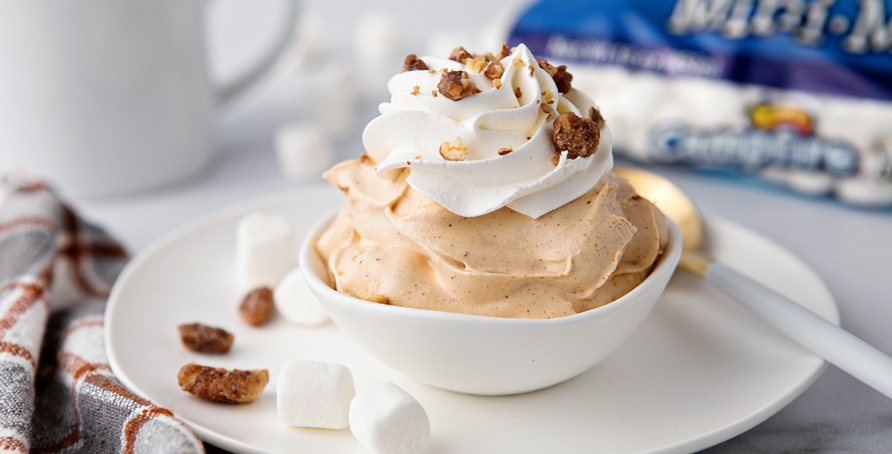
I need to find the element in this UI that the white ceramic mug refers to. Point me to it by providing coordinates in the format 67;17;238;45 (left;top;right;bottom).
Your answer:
0;0;297;197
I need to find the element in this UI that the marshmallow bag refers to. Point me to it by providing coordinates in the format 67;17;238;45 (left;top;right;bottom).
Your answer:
509;0;892;206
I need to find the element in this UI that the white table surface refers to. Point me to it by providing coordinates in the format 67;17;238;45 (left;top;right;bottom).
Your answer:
69;0;892;452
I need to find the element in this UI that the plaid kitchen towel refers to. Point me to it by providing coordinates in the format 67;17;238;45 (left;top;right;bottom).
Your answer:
0;177;204;454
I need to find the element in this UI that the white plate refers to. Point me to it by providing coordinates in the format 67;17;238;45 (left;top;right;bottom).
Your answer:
106;186;839;454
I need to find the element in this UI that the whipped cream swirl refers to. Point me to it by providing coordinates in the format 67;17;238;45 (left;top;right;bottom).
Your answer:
362;44;613;218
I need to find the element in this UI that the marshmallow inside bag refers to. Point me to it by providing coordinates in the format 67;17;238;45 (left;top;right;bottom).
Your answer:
349;382;431;454
236;212;294;292
277;360;355;429
274;267;330;326
275;122;335;179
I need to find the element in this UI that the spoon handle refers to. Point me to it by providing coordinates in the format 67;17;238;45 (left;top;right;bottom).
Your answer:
706;263;892;400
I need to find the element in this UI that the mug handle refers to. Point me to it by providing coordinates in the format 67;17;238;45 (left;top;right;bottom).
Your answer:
210;0;299;105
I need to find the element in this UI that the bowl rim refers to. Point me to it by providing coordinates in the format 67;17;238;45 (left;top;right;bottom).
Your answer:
300;212;682;327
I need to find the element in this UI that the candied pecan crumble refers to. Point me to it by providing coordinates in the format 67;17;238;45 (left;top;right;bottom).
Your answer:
528;64;535;77
439;136;469;161
498;147;513;156
402;54;428;72
432;90;438;97
512;58;524;66
177;363;268;404
179;323;233;353
493;79;502;89
537;58;557;76
513;87;522;98
589;106;606;128
536;58;573;93
484;61;504;80
552;155;561;166
239;287;275;326
552;112;600;159
497;42;510;60
464;56;488;73
541;90;554;104
411;85;420;96
437;70;479;101
449;46;472;63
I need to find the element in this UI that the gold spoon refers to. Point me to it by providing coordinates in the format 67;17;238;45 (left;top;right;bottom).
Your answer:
614;166;892;400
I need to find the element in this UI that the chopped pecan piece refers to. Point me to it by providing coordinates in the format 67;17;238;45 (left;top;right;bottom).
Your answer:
498;147;513;156
483;61;504;80
177;363;268;404
541;90;554;104
552;112;600;159
514;87;522;98
537;58;573;93
589;106;606;128
449;46;472;63
401;54;428;72
464;56;488;73
411;85;420;96
475;51;496;62
439;137;469;161
512;58;524;66
493;79;502;89
537;58;557;76
437;70;479;101
239;287;275;326
497;42;510;60
179;323;233;354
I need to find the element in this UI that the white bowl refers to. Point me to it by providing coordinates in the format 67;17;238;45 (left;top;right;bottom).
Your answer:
300;215;682;396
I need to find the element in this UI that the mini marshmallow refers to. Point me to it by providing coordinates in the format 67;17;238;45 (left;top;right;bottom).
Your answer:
355;13;401;67
760;168;834;196
286;13;329;64
277;360;354;429
349;382;430;454
274;267;330;326
275;122;334;179
835;177;892;206
236;212;294;292
311;65;361;137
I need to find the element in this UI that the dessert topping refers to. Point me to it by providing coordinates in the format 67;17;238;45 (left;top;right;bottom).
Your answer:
401;54;428;72
448;46;472;63
553;112;600;159
589;106;605;128
536;58;573;94
439;137;469;161
483;61;504;80
437;70;479;101
464;56;488;74
366;43;613;218
497;42;510;60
